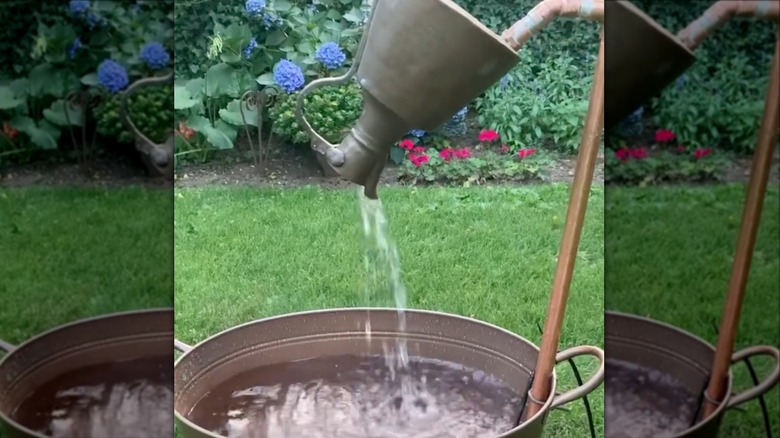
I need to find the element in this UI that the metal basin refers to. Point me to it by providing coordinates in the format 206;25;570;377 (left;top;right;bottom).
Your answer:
604;0;696;129
174;308;605;438
0;309;174;438
605;311;780;438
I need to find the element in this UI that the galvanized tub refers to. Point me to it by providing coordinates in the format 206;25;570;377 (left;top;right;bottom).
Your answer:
174;308;605;438
0;309;174;438
605;311;780;437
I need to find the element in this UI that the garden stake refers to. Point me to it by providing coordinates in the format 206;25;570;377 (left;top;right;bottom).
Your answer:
63;90;98;168
523;29;604;421
239;89;274;173
699;29;780;422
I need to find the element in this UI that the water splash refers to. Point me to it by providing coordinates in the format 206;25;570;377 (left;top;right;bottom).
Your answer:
357;188;409;375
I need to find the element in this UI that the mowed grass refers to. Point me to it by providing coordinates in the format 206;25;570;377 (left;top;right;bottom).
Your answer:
174;185;605;437
605;185;780;437
0;187;173;345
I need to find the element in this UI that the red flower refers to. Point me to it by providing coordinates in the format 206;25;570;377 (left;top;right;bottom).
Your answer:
413;146;426;154
2;121;19;139
500;144;510;153
399;139;415;150
615;148;631;162
439;148;454;162
654;129;676;143
629;148;647;159
517;148;537;159
453;147;471;159
409;152;429;167
693;148;713;159
177;121;195;140
478;129;500;142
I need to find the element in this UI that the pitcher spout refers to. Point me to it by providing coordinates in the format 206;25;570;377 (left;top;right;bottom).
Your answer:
319;93;408;199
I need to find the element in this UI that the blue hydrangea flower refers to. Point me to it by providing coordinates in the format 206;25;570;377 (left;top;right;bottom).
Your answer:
675;74;686;91
246;0;265;16
139;42;170;70
273;59;305;93
86;11;106;29
315;42;346;70
242;38;258;59
262;12;284;28
440;106;469;137
69;0;89;16
67;37;82;60
408;129;427;138
500;75;510;91
97;59;129;93
613;106;644;137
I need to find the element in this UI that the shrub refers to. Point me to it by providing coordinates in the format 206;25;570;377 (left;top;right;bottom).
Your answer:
616;0;775;153
94;84;174;145
476;53;592;154
269;81;362;145
0;0;173;165
171;0;370;161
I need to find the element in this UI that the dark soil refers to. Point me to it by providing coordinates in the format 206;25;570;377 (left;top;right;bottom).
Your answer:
2;121;776;188
0;144;168;189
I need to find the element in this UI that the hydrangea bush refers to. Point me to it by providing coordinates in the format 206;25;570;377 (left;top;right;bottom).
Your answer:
0;0;173;161
173;0;373;159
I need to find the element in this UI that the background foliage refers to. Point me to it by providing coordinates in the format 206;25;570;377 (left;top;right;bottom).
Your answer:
611;0;776;153
1;0;173;166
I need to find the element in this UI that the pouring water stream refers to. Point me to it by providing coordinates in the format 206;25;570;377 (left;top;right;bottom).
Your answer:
357;188;410;380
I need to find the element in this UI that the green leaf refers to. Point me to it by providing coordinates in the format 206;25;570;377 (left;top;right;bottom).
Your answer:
204;63;240;98
43;99;85;127
219;99;259;127
174;86;199;110
343;8;363;23
256;72;275;86
0;86;23;110
11;116;60;150
274;0;292;12
265;30;286;46
186;78;205;100
186;115;235;150
80;73;99;87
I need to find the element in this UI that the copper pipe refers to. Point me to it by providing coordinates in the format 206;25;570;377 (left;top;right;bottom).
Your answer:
678;0;780;50
523;29;604;420
502;0;604;51
700;31;780;421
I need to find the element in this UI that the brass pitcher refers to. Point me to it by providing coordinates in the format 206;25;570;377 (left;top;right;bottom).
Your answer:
296;0;521;199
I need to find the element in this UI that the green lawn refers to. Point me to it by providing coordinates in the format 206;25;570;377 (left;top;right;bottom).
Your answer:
605;185;780;437
174;185;605;437
0;187;173;346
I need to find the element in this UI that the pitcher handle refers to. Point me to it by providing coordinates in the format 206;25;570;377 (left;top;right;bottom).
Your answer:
550;345;605;409
0;338;15;355
294;0;381;166
174;339;192;353
726;345;780;408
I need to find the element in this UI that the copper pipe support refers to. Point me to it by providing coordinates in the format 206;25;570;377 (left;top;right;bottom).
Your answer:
523;30;604;421
678;0;780;50
700;31;780;421
502;0;604;51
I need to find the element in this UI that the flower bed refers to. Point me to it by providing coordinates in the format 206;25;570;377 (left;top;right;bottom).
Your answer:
396;130;550;186
605;129;730;185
